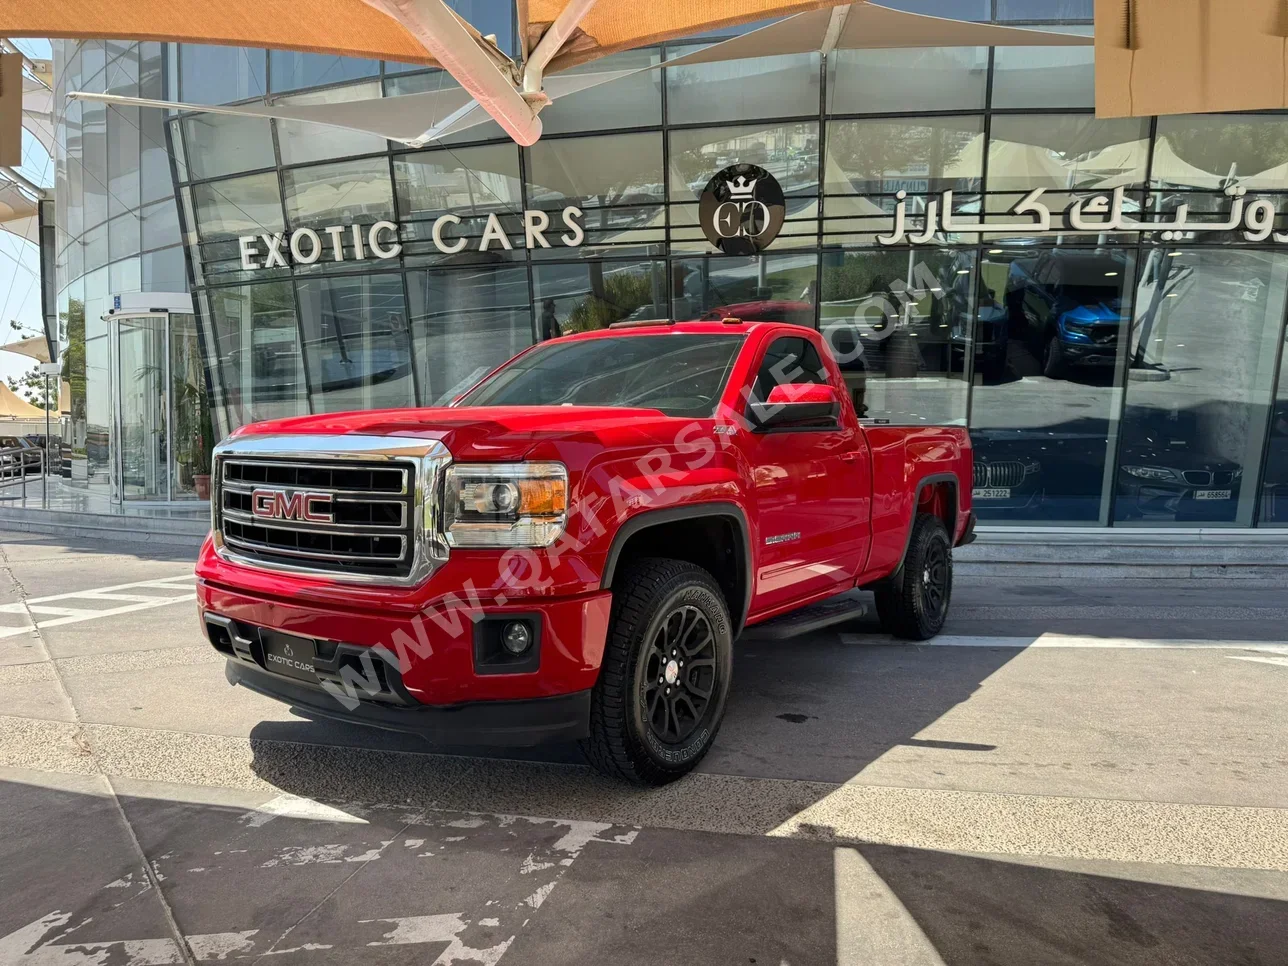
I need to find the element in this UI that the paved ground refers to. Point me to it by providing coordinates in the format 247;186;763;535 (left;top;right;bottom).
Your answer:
1;528;1287;965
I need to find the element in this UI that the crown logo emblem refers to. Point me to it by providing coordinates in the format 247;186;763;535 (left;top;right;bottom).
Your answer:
728;174;758;199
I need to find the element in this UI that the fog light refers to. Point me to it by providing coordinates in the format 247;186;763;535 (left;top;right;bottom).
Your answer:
502;621;532;655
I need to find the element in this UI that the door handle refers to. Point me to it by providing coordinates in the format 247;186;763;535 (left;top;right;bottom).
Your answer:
840;452;858;462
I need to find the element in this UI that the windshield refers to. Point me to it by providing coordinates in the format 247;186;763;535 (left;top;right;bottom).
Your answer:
459;334;744;418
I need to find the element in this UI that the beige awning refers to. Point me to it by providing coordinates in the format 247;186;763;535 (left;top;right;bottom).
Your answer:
0;334;51;364
0;181;38;242
4;0;1094;147
0;381;47;419
1095;0;1288;118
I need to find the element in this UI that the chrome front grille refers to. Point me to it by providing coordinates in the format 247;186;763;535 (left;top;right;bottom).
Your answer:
975;460;1027;488
212;434;452;585
220;459;413;576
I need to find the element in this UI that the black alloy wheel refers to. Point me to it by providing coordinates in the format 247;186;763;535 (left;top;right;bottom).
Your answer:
919;536;949;625
642;604;718;745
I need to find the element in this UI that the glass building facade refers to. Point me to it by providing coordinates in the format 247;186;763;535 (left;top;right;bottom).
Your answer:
48;0;1288;526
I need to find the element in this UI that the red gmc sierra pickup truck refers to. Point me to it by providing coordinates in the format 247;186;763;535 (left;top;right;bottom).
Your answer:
197;319;974;785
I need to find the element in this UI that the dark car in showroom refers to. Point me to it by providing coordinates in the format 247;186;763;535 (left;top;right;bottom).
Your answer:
969;430;1044;516
1115;411;1242;523
1008;250;1127;378
934;251;1010;381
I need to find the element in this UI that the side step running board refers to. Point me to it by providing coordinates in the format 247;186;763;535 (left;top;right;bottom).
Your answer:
739;590;868;641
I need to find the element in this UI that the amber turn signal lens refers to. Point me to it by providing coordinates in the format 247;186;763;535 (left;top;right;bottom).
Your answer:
517;478;567;516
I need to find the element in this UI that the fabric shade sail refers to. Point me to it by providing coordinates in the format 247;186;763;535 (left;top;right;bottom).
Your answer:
5;0;1095;147
0;334;51;364
55;3;1090;150
0;181;38;243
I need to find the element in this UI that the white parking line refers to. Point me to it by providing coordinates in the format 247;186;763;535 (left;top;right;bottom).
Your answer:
0;574;196;640
1227;654;1288;668
839;633;1288;653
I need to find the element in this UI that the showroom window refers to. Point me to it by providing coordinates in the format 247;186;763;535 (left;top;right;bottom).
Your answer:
296;274;417;413
180;114;275;181
540;49;662;135
672;253;818;324
818;247;971;426
671;122;820;251
532;260;670;336
384;69;507;144
282;157;396;233
984;114;1150;223
1262;327;1288;526
179;45;265;103
408;265;534;403
828;48;987;115
1153;115;1288;193
204;282;308;433
991;45;1094;109
275;81;388;166
269;51;378;93
970;245;1134;524
394;143;524;264
1113;249;1288;526
526;131;666;258
190;173;287;282
665;49;820;126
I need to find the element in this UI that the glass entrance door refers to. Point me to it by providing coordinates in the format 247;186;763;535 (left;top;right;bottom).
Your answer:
114;315;169;501
110;312;211;502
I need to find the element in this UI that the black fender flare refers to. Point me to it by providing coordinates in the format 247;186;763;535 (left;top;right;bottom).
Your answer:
599;502;753;636
891;473;959;580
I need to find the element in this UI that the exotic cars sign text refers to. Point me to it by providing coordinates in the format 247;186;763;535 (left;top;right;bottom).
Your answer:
237;206;585;270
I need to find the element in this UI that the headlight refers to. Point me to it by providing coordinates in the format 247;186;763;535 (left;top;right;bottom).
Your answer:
443;462;568;548
1123;465;1178;481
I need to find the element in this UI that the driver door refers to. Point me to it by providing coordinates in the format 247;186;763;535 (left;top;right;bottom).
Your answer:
742;334;871;614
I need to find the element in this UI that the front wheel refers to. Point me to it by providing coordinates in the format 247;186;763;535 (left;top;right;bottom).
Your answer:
581;558;733;785
874;514;953;641
1042;334;1066;379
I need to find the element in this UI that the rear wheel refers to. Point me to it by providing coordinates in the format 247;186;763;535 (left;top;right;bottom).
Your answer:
874;514;953;641
581;558;733;785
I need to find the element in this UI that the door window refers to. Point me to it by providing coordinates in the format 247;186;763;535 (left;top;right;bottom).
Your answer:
750;337;829;405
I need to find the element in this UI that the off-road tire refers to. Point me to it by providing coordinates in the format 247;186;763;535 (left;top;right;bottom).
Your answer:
874;514;953;641
581;558;733;785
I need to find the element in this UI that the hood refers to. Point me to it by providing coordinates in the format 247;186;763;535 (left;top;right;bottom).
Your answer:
228;405;688;462
1063;302;1124;324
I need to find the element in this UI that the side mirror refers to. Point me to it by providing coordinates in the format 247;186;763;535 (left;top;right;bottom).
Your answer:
751;383;840;431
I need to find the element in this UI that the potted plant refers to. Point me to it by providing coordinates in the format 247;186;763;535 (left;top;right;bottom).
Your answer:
172;375;215;500
191;387;215;501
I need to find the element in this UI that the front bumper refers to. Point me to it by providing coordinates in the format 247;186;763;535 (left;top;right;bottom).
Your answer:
1061;341;1118;365
197;573;613;707
224;658;590;745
